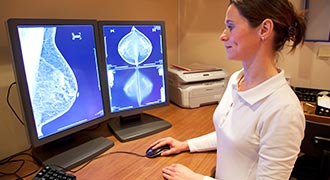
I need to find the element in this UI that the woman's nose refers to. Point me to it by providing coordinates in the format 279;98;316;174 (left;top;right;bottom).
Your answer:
219;29;228;41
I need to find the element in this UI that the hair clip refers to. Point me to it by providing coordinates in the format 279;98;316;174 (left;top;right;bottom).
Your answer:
288;22;298;41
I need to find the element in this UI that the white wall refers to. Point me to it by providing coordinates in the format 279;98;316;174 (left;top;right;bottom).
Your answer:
178;0;242;74
0;48;30;158
278;42;330;89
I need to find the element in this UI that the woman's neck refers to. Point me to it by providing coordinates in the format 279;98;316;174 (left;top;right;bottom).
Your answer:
239;55;278;91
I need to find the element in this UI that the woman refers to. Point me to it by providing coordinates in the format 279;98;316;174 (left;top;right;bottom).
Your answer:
149;0;306;179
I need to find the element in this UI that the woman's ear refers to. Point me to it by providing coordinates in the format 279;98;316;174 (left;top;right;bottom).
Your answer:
259;18;274;41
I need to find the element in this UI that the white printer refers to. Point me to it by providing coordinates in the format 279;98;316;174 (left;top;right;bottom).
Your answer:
168;63;227;108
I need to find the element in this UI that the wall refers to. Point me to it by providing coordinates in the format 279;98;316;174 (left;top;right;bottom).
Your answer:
277;42;330;89
178;0;242;74
0;0;178;160
178;0;330;90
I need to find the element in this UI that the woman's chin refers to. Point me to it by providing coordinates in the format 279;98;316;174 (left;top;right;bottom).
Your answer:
226;55;240;62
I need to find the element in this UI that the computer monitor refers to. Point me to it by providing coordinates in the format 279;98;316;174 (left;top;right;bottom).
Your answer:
6;18;114;169
98;20;171;142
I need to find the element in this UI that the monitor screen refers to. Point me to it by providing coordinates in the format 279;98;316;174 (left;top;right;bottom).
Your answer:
6;18;113;169
99;21;171;142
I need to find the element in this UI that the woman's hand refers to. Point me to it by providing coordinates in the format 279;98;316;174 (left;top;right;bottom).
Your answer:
162;163;205;180
149;137;189;156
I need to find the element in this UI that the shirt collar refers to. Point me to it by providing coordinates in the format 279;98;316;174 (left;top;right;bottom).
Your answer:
232;69;288;105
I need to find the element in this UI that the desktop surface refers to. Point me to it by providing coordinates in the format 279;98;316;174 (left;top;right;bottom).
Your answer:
61;103;329;179
74;103;217;179
5;104;217;180
2;102;330;179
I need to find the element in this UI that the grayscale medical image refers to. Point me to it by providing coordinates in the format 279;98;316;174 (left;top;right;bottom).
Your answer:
118;26;153;105
19;27;78;137
103;24;166;113
118;26;153;65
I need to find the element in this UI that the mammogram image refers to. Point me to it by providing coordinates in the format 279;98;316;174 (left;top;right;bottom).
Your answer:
104;25;166;112
19;27;78;137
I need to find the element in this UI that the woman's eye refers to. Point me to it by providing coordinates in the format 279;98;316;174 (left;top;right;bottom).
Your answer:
225;21;235;32
228;25;234;31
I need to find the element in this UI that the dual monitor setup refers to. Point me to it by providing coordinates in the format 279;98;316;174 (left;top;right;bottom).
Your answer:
6;18;171;169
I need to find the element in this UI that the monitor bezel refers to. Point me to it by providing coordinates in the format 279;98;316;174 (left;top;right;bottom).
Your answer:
98;20;170;119
6;18;111;148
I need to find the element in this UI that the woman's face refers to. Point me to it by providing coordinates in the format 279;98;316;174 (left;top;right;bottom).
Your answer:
220;4;261;61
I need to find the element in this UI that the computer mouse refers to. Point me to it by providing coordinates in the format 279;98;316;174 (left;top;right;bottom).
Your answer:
146;144;170;158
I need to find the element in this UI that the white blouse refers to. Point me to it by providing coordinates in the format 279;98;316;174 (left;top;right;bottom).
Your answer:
187;69;305;180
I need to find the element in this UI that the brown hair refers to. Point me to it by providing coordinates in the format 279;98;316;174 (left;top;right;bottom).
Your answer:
229;0;306;53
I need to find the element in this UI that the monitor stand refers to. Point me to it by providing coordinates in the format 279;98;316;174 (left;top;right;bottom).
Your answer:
32;135;114;170
107;113;172;142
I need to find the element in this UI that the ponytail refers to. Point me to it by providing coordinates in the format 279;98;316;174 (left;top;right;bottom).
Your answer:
287;12;306;52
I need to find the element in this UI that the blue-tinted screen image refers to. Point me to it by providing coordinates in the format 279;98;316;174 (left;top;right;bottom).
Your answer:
17;24;104;140
102;24;166;113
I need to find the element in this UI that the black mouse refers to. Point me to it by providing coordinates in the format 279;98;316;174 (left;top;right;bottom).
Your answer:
146;145;170;158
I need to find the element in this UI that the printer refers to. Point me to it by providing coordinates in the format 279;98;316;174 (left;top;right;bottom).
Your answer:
168;63;227;108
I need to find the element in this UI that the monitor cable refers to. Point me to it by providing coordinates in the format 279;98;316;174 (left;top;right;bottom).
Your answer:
6;81;24;126
0;147;40;180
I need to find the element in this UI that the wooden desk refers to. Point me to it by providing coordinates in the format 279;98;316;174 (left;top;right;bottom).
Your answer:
78;103;217;180
77;103;217;180
301;101;330;124
2;102;329;179
2;104;217;180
